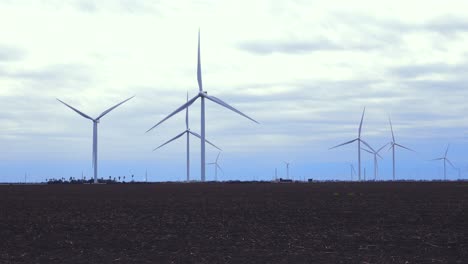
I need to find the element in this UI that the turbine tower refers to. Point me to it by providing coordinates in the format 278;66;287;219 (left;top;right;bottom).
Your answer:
57;96;134;183
362;143;388;180
207;152;223;181
388;117;413;181
431;144;456;180
330;107;375;181
153;93;221;182
146;30;258;182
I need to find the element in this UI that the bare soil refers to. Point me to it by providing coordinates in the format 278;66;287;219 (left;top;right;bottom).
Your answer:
0;182;467;263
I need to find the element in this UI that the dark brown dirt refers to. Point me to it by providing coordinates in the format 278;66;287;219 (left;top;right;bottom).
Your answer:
0;182;467;263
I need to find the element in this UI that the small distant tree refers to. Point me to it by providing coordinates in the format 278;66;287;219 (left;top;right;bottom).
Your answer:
131;174;134;182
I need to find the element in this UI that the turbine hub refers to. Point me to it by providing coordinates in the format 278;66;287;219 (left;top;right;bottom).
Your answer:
199;91;207;97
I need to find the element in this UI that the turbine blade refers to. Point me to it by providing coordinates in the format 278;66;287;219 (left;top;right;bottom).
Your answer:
216;152;221;162
153;130;187;151
360;139;376;153
204;94;259;124
329;138;358;150
387;142;394;152
431;158;444;161
361;148;373;154
97;96;134;120
389;117;395;142
217;164;224;174
377;143;390;153
57;99;94;120
446;158;457;169
358;107;366;137
146;95;199;133
197;29;202;91
185;92;189;129
395;143;414;152
376;152;384;160
189;131;222;151
445;144;450;158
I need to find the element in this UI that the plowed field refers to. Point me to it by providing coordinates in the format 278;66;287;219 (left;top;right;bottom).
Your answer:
1;182;467;263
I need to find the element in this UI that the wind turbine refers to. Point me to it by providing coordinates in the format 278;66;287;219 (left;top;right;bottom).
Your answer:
153;93;221;182
57;96;134;183
431;144;456;181
330;107;375;181
146;30;258;182
362;143;388;180
284;161;290;180
388;117;414;181
350;164;356;181
207;152;223;181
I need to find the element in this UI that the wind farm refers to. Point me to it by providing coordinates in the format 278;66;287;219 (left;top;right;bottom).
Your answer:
2;1;468;263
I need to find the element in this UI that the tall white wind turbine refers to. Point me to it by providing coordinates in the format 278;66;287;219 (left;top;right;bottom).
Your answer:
153;93;221;182
207;152;223;181
362;143;388;180
431;144;456;181
146;30;258;182
330;107;375;181
57;96;134;183
388;117;414;181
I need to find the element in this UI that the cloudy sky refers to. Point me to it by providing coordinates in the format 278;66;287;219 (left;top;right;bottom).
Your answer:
1;0;468;182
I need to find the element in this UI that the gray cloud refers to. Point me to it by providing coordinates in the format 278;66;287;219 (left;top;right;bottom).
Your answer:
238;38;381;55
0;63;95;90
390;63;468;79
0;45;25;62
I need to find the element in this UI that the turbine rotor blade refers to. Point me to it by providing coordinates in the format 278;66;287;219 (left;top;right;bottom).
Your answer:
361;148;373;154
153;130;187;151
445;144;450;158
146;95;199;133
389;117;395;142
377;143;390;153
216;152;221;162
204;94;259;124
360;139;376;153
217;164;224;174
446;158;457;169
185;92;189;129
57;99;94;121
189;131;222;151
358;107;366;137
329;138;358;150
97;95;135;120
395;143;414;152
431;158;444;161
197;29;202;92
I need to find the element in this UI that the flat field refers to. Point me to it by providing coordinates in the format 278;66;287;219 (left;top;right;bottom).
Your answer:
0;182;467;263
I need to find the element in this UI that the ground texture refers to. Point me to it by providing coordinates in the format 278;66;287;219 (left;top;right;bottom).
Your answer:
0;182;467;263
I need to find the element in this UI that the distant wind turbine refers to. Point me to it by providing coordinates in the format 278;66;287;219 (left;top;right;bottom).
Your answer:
388;117;414;181
207;152;223;181
153;92;221;182
146;30;258;182
57;96;134;183
350;164;356;181
330;107;375;181
284;161;290;179
431;144;456;181
362;143;388;180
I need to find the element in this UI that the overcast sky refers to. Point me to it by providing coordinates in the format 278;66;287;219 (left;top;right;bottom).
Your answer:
1;0;468;182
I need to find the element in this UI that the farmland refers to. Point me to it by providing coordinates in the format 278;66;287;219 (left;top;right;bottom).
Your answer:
0;182;467;263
